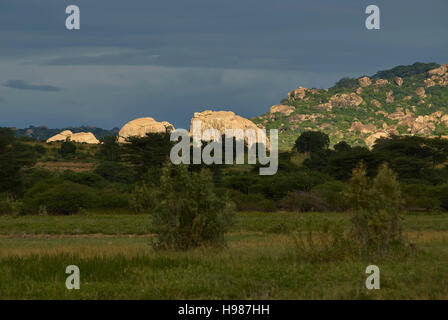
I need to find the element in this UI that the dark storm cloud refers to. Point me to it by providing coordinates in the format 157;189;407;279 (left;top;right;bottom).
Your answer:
3;80;62;92
0;0;446;128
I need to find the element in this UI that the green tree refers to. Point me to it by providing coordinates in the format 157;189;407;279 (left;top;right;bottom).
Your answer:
0;128;36;194
345;162;404;254
59;140;77;157
293;131;330;154
98;135;121;162
121;132;174;177
151;163;235;250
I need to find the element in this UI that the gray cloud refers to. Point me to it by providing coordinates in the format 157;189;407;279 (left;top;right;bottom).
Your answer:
3;80;62;92
0;0;446;129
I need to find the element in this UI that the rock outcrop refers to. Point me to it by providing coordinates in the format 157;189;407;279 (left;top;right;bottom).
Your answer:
118;117;174;143
190;110;269;148
371;99;382;108
424;78;436;88
415;87;426;98
46;130;99;144
374;79;389;87
70;132;100;144
386;91;394;103
358;76;371;87
365;131;389;149
329;93;364;108
270;105;295;116
46;130;73;143
428;64;447;76
394;77;403;86
288;86;309;100
350;122;377;134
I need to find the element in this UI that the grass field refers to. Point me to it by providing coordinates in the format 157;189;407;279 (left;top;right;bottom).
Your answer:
0;211;447;299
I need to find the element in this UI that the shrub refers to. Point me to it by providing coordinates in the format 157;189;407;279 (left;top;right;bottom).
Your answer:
345;162;404;255
401;184;441;211
59;140;76;157
0;194;21;215
292;221;360;263
312;181;349;211
96;189;130;209
438;184;448;211
23;180;96;215
151;163;235;250
94;161;134;184
60;171;107;188
129;183;158;213
278;191;329;212
229;190;277;212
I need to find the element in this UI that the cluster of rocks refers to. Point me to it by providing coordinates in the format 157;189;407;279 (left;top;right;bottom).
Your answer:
426;64;448;87
270;105;295;116
46;63;448;150
312;93;365;112
47;110;267;147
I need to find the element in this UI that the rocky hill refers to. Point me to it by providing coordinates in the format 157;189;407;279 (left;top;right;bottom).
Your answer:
253;62;448;149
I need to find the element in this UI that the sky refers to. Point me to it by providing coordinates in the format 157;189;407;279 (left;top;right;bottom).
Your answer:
0;0;447;130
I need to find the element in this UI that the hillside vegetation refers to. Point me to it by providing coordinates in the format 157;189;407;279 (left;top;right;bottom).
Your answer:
254;62;448;149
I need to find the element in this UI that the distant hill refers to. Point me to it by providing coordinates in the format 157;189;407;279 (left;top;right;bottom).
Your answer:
253;62;448;149
14;125;120;141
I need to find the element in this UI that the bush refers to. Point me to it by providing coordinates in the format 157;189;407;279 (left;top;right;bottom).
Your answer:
151;163;235;250
23;180;96;215
0;194;21;215
94;161;134;184
59;140;76;157
229;190;277;212
345;162;404;255
129;183;158;213
438;184;448;211
312;181;349;211
278;191;329;212
401;184;441;211
292;221;360;263
96;189;130;209
60;171;107;188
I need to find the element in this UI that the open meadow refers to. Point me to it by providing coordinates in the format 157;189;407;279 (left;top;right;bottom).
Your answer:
1;211;447;299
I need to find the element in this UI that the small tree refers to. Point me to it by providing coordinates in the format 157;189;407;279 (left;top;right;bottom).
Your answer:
151;163;235;250
98;135;121;162
121;132;174;177
345;162;404;254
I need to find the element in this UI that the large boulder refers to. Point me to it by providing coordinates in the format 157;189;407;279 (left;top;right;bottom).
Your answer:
374;79;389;87
394;77;403;86
358;76;371;87
189;110;269;148
288;86;308;100
70;132;100;144
350;121;377;134
46;130;99;144
46;130;73;143
270;105;295;116
415;87;426;98
329;93;364;108
118;117;174;143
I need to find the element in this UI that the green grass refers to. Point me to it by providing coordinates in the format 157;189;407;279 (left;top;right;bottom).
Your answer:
0;211;448;299
3;211;448;235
